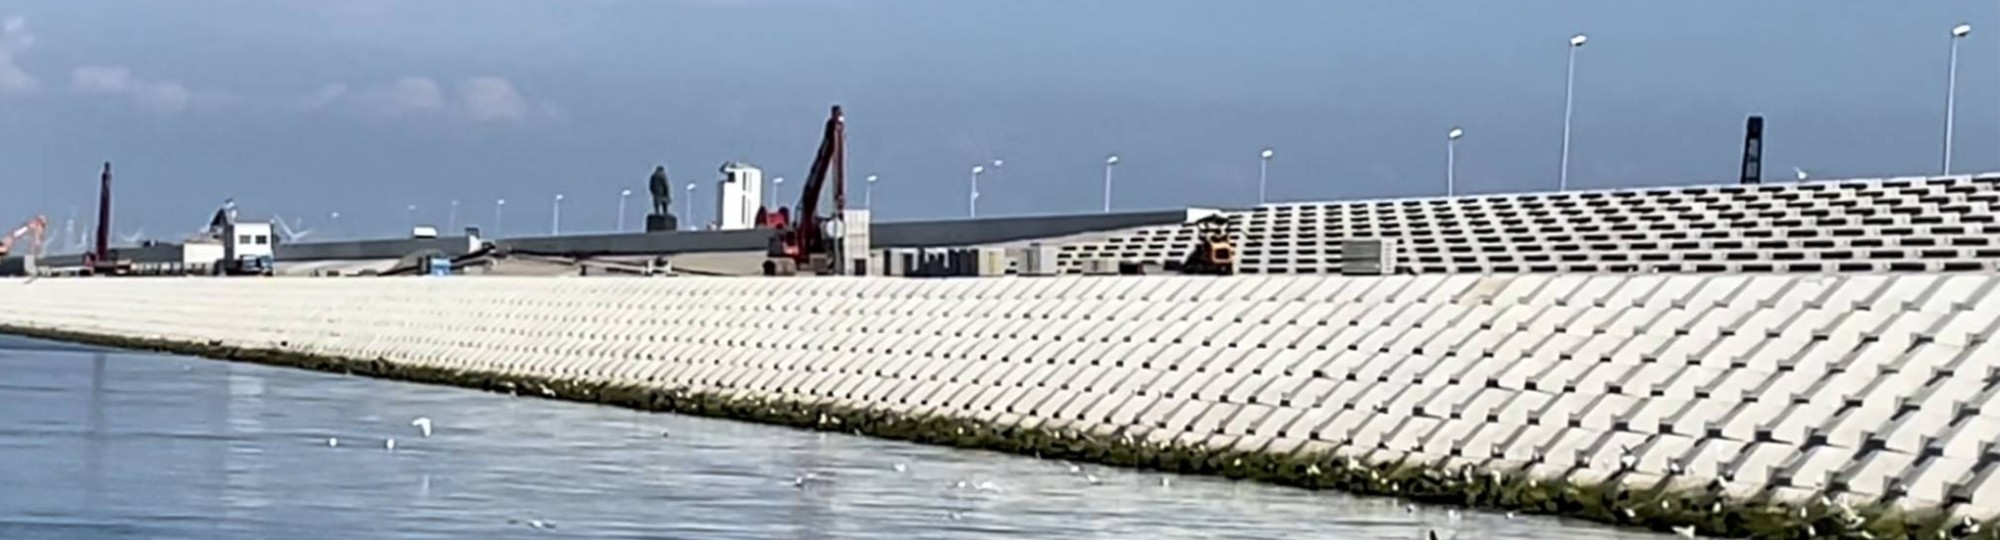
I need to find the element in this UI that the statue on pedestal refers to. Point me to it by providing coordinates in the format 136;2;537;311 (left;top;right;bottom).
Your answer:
645;165;679;232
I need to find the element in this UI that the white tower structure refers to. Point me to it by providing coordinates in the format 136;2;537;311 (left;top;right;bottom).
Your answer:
716;161;763;231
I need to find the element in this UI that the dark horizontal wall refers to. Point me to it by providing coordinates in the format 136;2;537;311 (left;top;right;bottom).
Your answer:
0;210;1203;270
872;210;1196;248
275;237;479;261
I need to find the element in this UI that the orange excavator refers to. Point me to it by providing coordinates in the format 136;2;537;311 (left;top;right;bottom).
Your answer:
0;215;48;260
761;105;847;275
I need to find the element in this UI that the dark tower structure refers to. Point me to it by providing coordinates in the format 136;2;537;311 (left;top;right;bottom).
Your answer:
1740;116;1764;185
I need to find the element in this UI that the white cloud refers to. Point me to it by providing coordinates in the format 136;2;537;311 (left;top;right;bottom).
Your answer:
301;83;348;111
0;15;37;96
457;76;528;122
69;65;196;114
309;75;557;124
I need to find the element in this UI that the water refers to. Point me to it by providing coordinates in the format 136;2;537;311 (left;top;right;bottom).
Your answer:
0;335;1669;539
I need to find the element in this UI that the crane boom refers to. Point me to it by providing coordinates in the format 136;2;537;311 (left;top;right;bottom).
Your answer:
0;215;49;259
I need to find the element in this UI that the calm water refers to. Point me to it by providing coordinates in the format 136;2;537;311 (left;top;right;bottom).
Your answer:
0;335;1669;539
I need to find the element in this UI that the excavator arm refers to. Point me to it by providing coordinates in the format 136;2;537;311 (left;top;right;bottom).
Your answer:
771;105;847;264
0;215;49;259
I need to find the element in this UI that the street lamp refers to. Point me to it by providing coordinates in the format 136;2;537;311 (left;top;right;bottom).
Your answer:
1944;23;1973;174
1103;153;1120;213
1447;127;1465;197
970;165;986;218
406;204;417;230
552;194;565;235
494;199;506;238
329;211;341;240
771;177;785;209
618;189;632;232
865;175;879;210
1559;32;1588;191
684;183;697;230
447;199;459;232
1258;148;1274;205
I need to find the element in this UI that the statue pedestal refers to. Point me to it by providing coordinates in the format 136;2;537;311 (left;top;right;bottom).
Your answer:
645;213;679;232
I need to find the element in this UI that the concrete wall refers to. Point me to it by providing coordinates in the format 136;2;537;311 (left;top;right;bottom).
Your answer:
0;273;1993;521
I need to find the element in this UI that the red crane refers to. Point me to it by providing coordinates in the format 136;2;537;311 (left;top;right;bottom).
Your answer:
766;105;846;270
0;215;48;259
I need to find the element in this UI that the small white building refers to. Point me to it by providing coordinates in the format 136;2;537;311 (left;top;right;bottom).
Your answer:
715;161;763;231
223;221;275;262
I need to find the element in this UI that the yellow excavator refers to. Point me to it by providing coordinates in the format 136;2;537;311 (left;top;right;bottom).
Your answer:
1179;213;1236;275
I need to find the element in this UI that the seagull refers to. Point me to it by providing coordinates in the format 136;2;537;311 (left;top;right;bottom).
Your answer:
1084;474;1101;485
410;417;433;438
1672;524;1697;538
1504;512;1516;520
893;462;908;473
385;438;397;451
327;437;339;447
1159;477;1172;488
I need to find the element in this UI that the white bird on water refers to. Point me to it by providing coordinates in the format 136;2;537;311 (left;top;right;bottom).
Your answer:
327;437;339;447
385;438;397;451
411;417;433;438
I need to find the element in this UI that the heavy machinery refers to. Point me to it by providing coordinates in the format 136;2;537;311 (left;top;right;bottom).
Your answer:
762;105;847;275
0;215;48;260
1178;213;1237;275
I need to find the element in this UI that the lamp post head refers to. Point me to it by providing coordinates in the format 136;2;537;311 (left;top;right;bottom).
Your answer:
775;177;785;184
1448;127;1464;140
866;175;878;183
1106;154;1120;165
972;165;985;174
685;183;696;191
497;199;506;206
331;211;341;219
1954;23;1972;37
621;189;632;196
407;204;416;211
992;159;1004;168
1570;34;1588;47
1260;148;1275;160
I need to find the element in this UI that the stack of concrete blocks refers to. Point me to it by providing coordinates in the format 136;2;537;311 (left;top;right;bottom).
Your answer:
1020;243;1061;276
1080;259;1119;275
9;273;2000;519
973;248;1008;277
1340;238;1398;275
1056;173;2000;275
839;209;871;275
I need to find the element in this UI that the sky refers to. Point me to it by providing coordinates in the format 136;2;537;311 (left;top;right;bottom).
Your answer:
1;0;1998;244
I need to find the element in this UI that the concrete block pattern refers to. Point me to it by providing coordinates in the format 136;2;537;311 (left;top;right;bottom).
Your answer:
5;272;2000;517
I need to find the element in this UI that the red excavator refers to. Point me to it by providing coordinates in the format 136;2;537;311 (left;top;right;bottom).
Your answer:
761;105;846;275
0;215;48;260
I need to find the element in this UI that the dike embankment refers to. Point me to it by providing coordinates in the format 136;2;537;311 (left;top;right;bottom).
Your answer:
3;274;1995;539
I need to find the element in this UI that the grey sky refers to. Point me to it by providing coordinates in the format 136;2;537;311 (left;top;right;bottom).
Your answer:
0;0;1995;241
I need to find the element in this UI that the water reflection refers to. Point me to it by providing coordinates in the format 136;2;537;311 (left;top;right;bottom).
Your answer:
0;335;1670;539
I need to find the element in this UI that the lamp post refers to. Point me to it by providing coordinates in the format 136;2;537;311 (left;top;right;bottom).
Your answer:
1103;154;1119;213
970;165;985;218
494;199;506;238
865;175;879;210
329;211;341;240
447;199;459;232
1944;23;1973;174
1559;32;1587;191
1258;148;1274;205
684;183;696;230
405;204;417;230
618;189;631;232
1447;127;1465;197
552;194;564;235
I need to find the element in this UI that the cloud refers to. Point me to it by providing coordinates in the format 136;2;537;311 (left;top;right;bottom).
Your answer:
457;76;528;122
309;76;558;123
0;15;37;96
70;65;195;113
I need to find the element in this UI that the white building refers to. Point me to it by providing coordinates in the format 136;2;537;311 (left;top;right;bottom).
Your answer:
715;161;763;230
